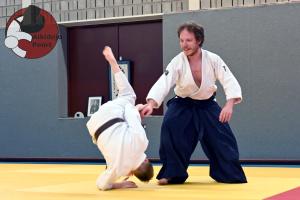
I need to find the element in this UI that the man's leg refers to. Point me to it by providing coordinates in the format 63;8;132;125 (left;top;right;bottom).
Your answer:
200;102;247;183
157;98;199;184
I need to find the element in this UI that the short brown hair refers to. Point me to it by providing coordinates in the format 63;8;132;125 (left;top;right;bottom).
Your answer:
177;21;205;47
133;161;154;182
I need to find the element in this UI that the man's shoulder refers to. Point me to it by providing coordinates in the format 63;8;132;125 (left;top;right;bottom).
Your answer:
165;52;184;68
203;49;220;60
172;51;184;61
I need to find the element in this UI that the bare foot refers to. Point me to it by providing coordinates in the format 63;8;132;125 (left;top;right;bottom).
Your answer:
158;178;169;185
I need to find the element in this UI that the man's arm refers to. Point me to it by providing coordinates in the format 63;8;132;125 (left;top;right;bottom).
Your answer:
103;46;121;74
103;46;136;105
214;55;242;123
141;56;180;116
124;104;148;143
96;167;138;191
96;168;117;191
214;55;242;104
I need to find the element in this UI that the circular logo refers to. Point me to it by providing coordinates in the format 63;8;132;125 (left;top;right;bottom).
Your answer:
4;5;59;59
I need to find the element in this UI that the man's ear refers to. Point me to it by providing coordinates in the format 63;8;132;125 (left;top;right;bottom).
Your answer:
197;39;201;47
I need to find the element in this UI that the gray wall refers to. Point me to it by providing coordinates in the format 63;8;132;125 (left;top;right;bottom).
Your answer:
0;26;100;159
164;3;300;160
0;3;300;161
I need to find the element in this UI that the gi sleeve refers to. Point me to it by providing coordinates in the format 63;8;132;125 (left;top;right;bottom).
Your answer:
114;71;136;106
214;55;242;104
124;104;146;135
124;104;148;149
96;168;118;191
146;57;179;108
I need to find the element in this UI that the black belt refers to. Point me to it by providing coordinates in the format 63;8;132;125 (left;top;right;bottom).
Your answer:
94;118;125;142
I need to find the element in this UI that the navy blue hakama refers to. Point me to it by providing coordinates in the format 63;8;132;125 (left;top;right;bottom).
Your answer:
157;96;247;184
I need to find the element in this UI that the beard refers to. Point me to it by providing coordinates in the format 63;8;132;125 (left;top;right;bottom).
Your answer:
183;47;199;57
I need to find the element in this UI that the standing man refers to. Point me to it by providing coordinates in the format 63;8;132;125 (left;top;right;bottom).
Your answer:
141;22;247;185
86;46;154;190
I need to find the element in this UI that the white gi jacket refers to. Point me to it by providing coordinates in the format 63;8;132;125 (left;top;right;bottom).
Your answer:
86;71;148;190
147;49;242;108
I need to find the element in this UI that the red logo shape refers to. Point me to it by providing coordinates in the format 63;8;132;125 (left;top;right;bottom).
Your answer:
4;5;59;59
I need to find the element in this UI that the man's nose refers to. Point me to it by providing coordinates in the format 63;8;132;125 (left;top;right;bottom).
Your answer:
182;44;188;49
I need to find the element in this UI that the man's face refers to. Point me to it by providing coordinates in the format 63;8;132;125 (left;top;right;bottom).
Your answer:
179;29;201;57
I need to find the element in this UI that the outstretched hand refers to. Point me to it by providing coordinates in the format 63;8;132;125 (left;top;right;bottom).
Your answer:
102;46;117;64
103;46;120;73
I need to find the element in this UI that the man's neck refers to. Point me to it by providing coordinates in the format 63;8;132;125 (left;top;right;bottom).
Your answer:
187;48;202;62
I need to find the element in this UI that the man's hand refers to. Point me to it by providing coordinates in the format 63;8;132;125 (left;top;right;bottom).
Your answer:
141;104;153;117
112;181;137;189
141;99;158;117
102;46;120;73
219;99;235;123
102;46;117;64
136;104;147;119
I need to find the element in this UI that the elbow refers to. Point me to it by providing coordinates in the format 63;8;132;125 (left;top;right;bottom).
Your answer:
96;184;111;191
96;180;112;191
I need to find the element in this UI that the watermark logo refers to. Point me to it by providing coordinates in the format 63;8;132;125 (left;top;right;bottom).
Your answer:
4;5;59;59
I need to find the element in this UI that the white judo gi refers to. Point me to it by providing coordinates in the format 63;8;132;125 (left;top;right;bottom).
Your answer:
86;71;149;190
147;49;242;106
